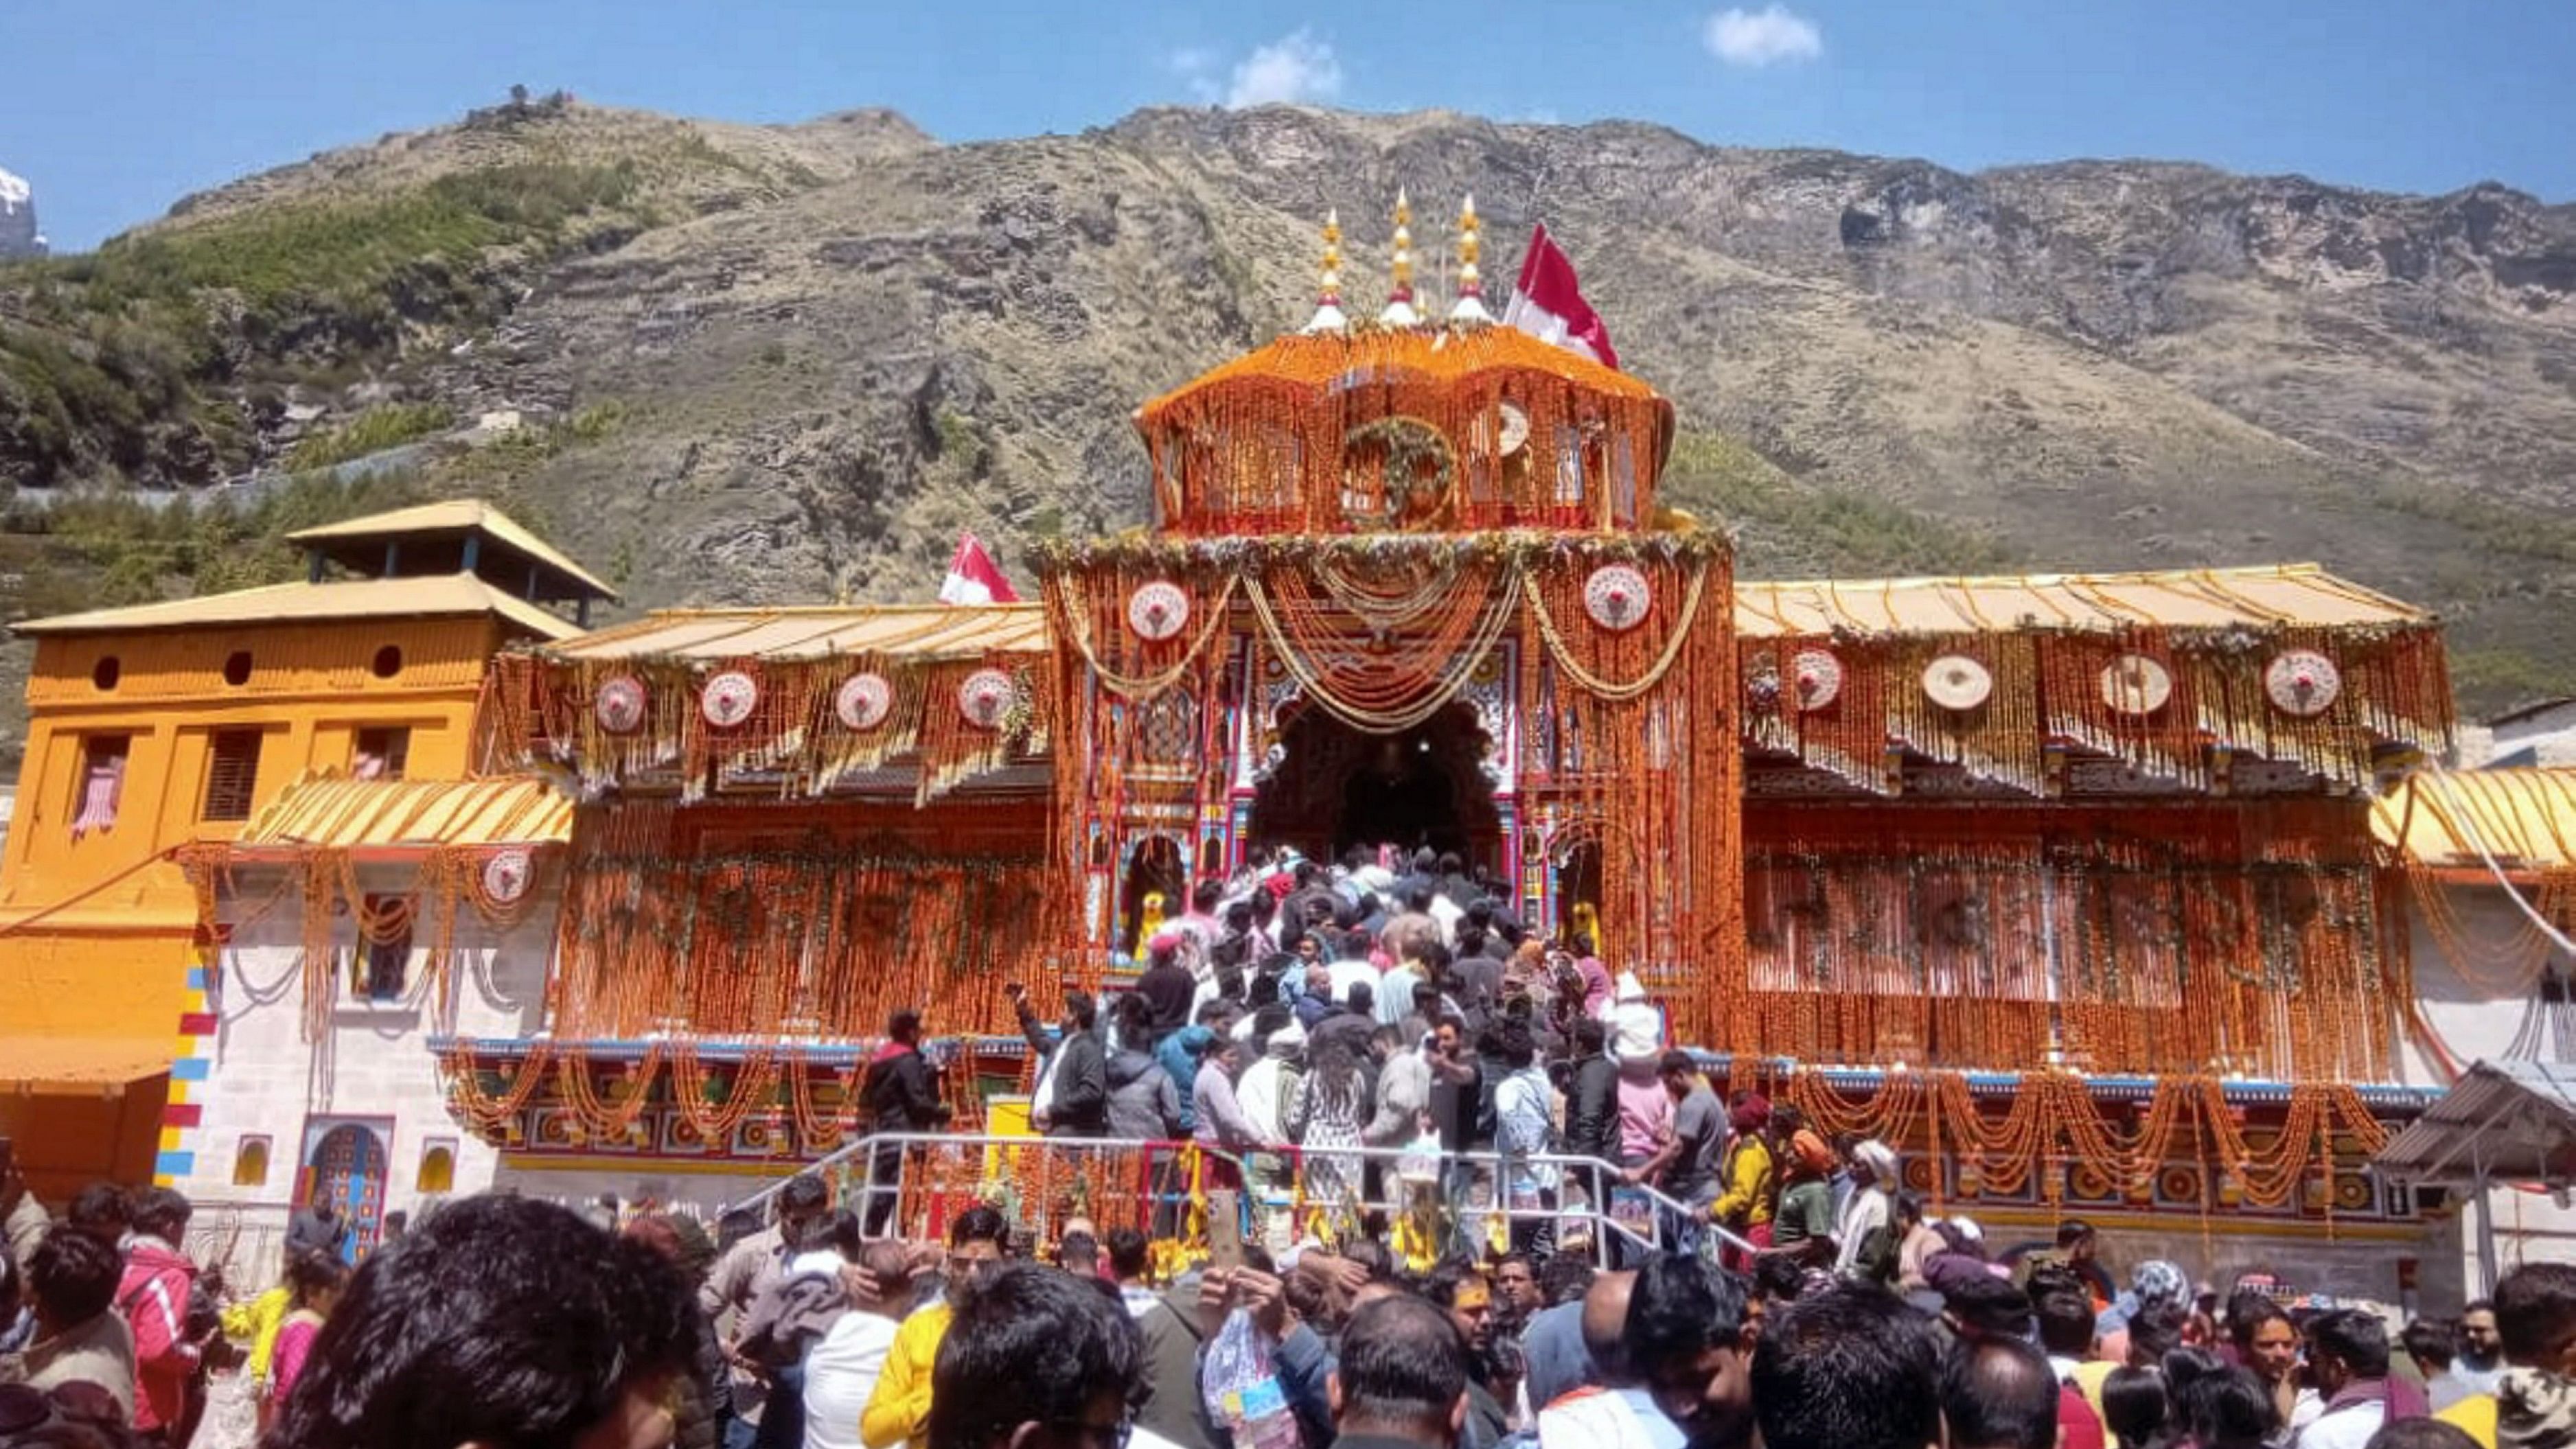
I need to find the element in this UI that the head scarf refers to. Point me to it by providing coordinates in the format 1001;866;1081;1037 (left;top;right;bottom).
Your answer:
1730;1093;1773;1136
2132;1260;2188;1313
2498;1368;2576;1449
1853;1138;1899;1186
1791;1129;1837;1176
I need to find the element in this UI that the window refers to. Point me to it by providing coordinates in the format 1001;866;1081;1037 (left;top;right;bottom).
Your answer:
222;651;253;686
371;645;404;679
354;894;413;1001
72;735;130;837
353;727;411;781
91;656;121;691
232;1136;271;1187
201;730;262;822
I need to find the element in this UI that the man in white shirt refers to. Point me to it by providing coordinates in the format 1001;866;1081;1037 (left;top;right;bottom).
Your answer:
803;1239;916;1449
2295;1311;2401;1449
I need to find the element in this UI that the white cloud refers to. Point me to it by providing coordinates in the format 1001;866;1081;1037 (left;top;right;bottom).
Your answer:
1703;4;1822;66
1170;30;1344;108
1223;30;1344;107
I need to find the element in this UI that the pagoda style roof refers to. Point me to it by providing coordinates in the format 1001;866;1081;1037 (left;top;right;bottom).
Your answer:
14;573;584;640
2373;767;2576;877
1736;563;2428;638
289;499;619;604
231;772;575;855
539;603;1048;662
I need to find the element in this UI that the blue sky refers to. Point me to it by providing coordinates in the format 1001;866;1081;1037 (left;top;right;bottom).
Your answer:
5;0;2573;252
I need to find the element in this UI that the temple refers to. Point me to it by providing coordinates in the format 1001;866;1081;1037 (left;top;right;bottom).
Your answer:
8;199;2566;1296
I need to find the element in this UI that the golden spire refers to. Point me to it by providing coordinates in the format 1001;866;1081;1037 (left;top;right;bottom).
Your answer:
1303;208;1348;333
1449;194;1492;324
1379;188;1421;327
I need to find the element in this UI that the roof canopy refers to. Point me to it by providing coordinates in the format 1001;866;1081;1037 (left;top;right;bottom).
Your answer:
233;772;575;854
540;603;1048;663
14;573;584;640
288;500;619;605
1735;562;2428;638
2371;1060;2576;1187
2373;768;2576;877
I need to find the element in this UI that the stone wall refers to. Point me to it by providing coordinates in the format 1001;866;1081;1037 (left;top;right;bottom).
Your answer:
171;857;557;1265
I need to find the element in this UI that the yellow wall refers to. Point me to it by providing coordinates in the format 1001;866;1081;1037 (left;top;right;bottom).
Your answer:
0;608;530;1188
2;614;509;907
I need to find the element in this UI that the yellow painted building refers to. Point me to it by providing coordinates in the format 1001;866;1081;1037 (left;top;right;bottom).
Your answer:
0;501;608;1198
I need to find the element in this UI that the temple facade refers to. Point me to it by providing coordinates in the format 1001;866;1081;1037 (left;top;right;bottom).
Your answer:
17;201;2564;1306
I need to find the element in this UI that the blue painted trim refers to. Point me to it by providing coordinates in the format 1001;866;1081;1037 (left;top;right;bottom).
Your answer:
185;966;207;990
170;1058;210;1082
154;1150;195;1176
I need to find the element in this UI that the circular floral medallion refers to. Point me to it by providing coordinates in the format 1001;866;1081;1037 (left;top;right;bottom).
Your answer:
1583;564;1652;632
1791;649;1843;711
480;846;534;905
1127;580;1191;642
595;675;647;734
957;668;1015;729
2265;649;2341;716
700;670;760;730
834;672;893;732
1922;654;1994;711
2100;653;2174;716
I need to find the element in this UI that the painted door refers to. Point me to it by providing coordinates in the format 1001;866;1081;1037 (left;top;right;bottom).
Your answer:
304;1123;388;1262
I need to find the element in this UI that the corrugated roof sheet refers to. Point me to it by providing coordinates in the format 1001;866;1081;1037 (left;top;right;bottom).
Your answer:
14;574;584;640
2372;1060;2576;1185
236;772;574;850
2372;769;2576;871
287;500;619;601
542;603;1050;662
1734;563;2427;639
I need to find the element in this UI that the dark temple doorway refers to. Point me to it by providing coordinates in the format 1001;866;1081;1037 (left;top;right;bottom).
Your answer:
1250;699;1502;876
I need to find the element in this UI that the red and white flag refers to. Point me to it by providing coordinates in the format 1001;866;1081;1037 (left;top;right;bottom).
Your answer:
1502;223;1620;370
939;531;1020;605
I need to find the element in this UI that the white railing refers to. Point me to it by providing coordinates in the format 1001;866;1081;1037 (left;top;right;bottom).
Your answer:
725;1130;1760;1265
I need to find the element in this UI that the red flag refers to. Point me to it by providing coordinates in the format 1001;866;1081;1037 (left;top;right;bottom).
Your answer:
939;531;1020;605
1501;223;1619;370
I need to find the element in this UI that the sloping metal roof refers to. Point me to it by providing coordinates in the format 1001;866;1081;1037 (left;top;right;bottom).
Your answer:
2372;769;2576;873
287;500;619;601
13;574;584;640
2371;1059;2576;1187
1734;562;2427;639
540;603;1050;662
235;772;575;852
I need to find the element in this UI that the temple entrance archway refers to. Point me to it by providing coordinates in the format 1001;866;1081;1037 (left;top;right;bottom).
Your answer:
1251;700;1502;877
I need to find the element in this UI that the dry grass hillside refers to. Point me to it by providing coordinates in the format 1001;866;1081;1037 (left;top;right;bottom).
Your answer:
3;99;2573;758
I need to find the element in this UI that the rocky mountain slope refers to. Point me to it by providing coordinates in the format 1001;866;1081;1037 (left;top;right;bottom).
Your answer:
3;99;2575;746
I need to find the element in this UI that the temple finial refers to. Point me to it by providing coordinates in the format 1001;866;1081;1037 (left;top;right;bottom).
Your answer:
1379;188;1421;327
1449;194;1492;324
1303;208;1348;334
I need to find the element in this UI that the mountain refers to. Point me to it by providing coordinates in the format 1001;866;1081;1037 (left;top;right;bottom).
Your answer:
0;165;41;259
3;97;2575;764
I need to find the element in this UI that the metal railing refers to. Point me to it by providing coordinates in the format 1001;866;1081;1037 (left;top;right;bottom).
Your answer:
724;1129;1760;1265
